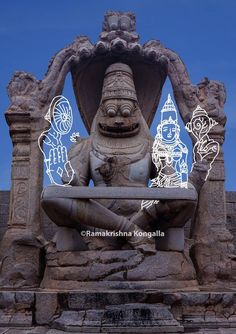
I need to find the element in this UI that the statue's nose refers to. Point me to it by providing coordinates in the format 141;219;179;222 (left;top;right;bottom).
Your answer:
114;121;124;127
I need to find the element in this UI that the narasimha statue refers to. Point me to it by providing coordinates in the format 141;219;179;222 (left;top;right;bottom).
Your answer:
41;62;206;254
0;10;231;294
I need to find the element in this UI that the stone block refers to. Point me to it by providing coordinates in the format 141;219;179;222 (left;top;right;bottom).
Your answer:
46;330;73;334
83;309;104;327
163;293;182;305
181;293;209;306
208;293;222;305
0;328;46;334
102;303;181;328
10;312;32;326
15;292;34;308
0;309;32;326
222;293;234;307
35;293;58;325
0;292;15;309
0;310;12;325
53;310;86;330
65;291;147;310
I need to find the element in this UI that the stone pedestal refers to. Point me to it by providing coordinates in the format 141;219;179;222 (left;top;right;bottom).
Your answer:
41;249;197;290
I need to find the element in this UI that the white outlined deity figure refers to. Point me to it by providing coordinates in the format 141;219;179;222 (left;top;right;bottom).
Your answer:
185;105;219;180
141;94;188;210
38;95;75;186
151;94;188;188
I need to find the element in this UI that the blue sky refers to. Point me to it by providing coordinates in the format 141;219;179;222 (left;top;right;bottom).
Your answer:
0;0;235;190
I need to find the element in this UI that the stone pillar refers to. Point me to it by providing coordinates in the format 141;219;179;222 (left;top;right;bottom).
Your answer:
0;111;44;287
190;131;235;284
0;42;82;287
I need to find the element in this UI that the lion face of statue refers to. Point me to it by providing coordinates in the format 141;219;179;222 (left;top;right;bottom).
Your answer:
98;98;140;138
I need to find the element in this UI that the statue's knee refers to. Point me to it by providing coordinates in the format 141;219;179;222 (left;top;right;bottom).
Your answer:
185;200;197;213
41;190;56;212
41;190;72;216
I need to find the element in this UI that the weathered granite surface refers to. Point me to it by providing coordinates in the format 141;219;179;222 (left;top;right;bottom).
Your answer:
1;290;236;333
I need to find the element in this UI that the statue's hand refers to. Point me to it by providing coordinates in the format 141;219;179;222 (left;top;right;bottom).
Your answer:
189;159;210;192
62;160;75;185
47;145;74;185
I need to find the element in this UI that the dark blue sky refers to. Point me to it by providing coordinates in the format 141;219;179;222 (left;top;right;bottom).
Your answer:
0;0;235;190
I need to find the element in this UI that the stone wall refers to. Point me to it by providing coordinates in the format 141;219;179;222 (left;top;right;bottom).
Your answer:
0;190;236;244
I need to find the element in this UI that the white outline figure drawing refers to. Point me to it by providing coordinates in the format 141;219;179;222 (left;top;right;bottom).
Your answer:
38;95;76;186
185;105;219;180
141;94;188;210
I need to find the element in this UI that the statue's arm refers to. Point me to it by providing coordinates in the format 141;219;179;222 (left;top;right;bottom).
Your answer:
188;160;210;193
150;160;158;180
41;47;76;99
41;37;94;100
179;146;188;185
62;138;91;186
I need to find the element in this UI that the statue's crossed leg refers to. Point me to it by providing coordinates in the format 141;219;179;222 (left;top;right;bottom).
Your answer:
41;192;156;254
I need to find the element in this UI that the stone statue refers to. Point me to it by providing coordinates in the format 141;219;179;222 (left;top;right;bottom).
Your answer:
1;10;236;333
1;11;233;291
41;62;199;255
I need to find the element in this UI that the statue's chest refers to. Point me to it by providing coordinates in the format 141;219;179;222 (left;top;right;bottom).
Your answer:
156;144;183;163
90;150;151;186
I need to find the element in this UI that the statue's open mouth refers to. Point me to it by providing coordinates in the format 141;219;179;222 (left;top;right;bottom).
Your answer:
99;123;140;137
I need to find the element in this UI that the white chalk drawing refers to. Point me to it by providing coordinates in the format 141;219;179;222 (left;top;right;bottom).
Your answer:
70;132;80;142
141;94;188;210
38;95;76;186
185;105;219;180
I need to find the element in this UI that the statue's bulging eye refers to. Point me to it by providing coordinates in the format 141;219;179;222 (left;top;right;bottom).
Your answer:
121;108;131;117
107;107;116;117
120;103;133;117
104;103;117;117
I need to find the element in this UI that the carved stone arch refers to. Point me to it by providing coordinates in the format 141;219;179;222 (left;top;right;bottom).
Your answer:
71;47;168;132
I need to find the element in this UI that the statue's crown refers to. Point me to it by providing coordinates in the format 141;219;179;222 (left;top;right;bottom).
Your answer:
101;63;137;101
160;94;178;124
161;94;176;112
